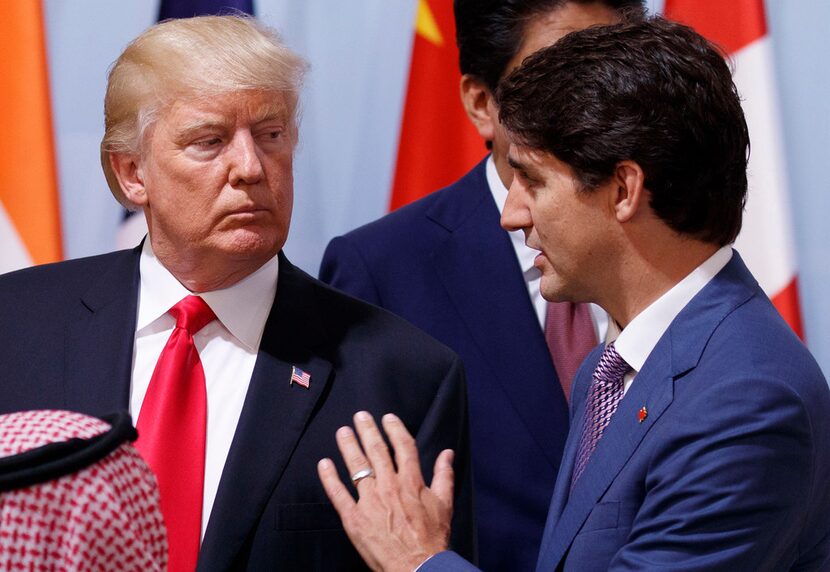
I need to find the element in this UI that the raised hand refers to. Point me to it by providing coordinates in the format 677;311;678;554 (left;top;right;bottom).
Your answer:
318;411;455;572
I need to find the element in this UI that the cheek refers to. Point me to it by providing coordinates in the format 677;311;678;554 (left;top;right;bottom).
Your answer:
276;188;293;229
534;202;563;240
266;156;294;204
152;163;216;202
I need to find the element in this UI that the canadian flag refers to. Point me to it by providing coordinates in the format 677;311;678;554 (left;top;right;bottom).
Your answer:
664;0;804;339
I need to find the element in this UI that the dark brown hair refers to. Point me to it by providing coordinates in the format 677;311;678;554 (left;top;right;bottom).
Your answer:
497;16;749;245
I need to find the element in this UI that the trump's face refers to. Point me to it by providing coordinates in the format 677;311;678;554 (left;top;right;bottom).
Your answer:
115;89;294;290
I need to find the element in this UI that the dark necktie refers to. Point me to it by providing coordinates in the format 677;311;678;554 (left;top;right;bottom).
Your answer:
571;341;630;489
545;301;598;402
135;295;216;572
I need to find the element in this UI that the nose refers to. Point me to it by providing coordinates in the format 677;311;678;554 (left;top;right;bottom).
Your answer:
228;131;264;186
501;177;531;233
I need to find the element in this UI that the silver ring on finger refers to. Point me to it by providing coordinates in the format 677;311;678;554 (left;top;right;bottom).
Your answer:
350;468;375;487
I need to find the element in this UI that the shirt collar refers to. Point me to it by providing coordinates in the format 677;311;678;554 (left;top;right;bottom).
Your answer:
136;240;279;351
486;155;540;277
613;246;733;372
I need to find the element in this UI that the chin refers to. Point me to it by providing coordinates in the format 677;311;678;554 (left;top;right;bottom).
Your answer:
540;276;572;303
218;230;284;260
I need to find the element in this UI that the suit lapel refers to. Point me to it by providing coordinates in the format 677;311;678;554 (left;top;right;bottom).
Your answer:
428;161;569;469
64;248;141;416
198;254;332;570
537;346;676;569
542;346;603;536
536;251;759;570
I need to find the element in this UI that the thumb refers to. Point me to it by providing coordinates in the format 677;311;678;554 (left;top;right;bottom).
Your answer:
430;449;455;508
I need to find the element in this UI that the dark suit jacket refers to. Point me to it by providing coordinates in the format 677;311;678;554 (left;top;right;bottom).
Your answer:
422;251;830;571
0;246;475;571
320;158;570;571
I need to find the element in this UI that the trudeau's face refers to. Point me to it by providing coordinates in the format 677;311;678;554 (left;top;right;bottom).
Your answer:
501;145;616;303
134;89;295;276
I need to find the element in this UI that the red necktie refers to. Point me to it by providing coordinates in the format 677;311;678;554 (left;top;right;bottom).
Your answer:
544;301;598;403
135;295;216;572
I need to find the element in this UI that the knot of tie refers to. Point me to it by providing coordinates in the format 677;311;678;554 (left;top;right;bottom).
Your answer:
169;295;216;335
594;342;630;388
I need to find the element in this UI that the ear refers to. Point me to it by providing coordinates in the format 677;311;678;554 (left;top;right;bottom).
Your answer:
459;74;496;142
612;160;646;223
108;152;148;207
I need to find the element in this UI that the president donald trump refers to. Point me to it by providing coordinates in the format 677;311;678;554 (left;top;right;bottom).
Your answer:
0;15;473;571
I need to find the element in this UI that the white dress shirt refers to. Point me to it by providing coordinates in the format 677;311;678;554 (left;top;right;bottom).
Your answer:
612;246;733;394
486;156;608;341
130;239;279;540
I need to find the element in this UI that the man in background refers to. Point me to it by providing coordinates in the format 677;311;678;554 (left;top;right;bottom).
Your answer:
319;16;830;572
0;15;473;570
319;1;643;569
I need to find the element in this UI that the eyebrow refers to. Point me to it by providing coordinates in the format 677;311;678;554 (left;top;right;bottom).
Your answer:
507;155;524;171
175;108;287;142
508;155;536;179
249;99;289;124
176;119;227;140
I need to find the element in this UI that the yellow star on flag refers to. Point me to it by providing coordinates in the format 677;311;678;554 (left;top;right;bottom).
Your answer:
415;0;443;46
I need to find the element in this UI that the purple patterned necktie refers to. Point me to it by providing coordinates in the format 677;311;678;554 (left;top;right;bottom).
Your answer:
570;341;630;489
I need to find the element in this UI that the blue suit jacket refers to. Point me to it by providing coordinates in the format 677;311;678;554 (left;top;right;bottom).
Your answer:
0;246;475;570
423;251;830;571
320;159;570;570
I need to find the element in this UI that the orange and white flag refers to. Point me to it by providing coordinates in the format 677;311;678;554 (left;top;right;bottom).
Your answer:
0;1;62;274
665;0;804;338
389;0;485;211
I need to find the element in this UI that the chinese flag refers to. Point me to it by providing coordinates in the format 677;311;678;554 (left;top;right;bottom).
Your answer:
389;0;486;211
665;0;804;339
0;1;62;272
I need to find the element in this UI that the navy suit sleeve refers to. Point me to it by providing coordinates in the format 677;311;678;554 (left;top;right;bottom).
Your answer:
611;374;819;570
319;235;382;305
419;550;480;571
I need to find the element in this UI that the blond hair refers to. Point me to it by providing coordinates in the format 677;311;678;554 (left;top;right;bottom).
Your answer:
101;15;308;208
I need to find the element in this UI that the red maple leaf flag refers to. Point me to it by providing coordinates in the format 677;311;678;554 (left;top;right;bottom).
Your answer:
665;0;804;338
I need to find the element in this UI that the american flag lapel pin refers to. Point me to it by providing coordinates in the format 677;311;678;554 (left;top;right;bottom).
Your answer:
290;366;311;389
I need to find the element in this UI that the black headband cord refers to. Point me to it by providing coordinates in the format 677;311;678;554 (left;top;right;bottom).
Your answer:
0;411;137;493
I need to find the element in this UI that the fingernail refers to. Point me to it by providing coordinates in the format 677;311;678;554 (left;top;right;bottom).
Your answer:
318;458;332;469
336;426;352;438
355;411;371;422
382;413;399;423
